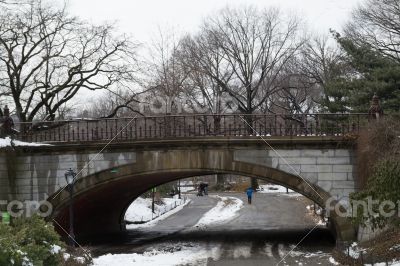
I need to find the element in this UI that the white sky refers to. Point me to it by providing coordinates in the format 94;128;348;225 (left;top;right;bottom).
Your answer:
65;0;362;43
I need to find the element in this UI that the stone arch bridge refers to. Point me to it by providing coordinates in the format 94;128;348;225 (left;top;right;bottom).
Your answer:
0;114;366;241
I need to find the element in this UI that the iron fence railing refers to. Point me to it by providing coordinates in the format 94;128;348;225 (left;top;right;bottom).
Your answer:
14;113;369;143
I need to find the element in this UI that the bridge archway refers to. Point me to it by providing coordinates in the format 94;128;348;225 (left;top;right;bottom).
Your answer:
49;149;356;241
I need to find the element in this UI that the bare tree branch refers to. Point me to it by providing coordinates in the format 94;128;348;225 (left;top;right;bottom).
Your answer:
0;0;139;122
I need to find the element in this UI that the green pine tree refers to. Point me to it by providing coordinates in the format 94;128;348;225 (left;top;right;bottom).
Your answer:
335;36;400;113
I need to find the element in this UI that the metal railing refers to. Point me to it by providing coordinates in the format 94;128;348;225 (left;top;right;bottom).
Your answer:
14;113;369;143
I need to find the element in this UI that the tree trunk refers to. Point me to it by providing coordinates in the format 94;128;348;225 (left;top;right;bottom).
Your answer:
216;173;225;190
244;114;253;135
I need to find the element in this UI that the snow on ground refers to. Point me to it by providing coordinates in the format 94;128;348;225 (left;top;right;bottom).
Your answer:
279;192;303;197
329;256;339;265
179;186;195;192
347;242;367;259
125;197;186;223
259;184;292;193
93;242;333;266
0;137;50;148
259;184;303;198
365;262;400;266
125;197;191;229
179;180;196;192
194;196;243;228
50;244;62;255
93;243;221;266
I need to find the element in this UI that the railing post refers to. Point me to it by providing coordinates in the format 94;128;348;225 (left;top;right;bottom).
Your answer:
183;116;186;137
233;115;237;136
173;116;176;137
134;118;137;139
193;115;196;136
159;119;162;138
164;116;167;138
105;120;108;139
304;114;308;136
223;115;226;136
77;121;80;141
336;114;339;136
144;117;147;139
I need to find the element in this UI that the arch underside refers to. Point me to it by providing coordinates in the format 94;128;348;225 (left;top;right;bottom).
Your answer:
49;150;356;241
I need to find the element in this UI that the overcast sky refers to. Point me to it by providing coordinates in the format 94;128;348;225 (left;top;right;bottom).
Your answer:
58;0;363;108
65;0;362;43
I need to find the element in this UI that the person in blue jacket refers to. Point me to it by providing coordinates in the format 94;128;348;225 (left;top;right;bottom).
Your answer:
246;187;254;204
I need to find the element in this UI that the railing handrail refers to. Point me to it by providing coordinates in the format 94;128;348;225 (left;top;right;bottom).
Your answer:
13;113;370;125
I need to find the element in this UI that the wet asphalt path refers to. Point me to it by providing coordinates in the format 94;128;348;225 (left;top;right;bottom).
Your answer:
212;192;318;231
91;192;336;265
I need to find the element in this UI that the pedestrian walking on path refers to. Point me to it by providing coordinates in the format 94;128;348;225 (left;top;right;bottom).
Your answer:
246;187;254;204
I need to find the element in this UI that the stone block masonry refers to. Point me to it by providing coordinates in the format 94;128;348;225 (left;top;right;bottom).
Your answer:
234;148;357;201
0;150;136;201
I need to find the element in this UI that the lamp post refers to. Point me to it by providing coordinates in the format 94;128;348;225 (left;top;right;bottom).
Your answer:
151;187;155;214
65;168;76;247
178;179;181;199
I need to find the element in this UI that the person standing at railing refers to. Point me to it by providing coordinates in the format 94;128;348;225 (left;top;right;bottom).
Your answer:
0;105;16;138
368;94;384;121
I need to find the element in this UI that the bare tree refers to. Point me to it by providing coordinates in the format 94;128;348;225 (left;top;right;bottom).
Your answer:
199;7;304;117
0;1;138;122
298;35;351;113
178;32;234;115
144;28;189;114
266;74;319;115
175;7;305;189
344;0;400;63
82;87;156;118
0;0;21;4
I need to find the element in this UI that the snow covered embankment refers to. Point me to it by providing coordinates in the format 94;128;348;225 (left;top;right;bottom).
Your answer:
93;244;221;266
125;196;191;229
194;196;243;229
0;137;51;148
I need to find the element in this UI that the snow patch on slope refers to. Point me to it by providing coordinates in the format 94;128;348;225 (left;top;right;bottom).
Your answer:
194;196;243;229
125;197;191;229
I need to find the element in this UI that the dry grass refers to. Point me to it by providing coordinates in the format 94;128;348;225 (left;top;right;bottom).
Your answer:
356;116;400;188
333;228;400;265
230;181;251;192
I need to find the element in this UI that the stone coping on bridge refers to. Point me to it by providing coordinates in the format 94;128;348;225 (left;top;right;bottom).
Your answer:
8;135;357;153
